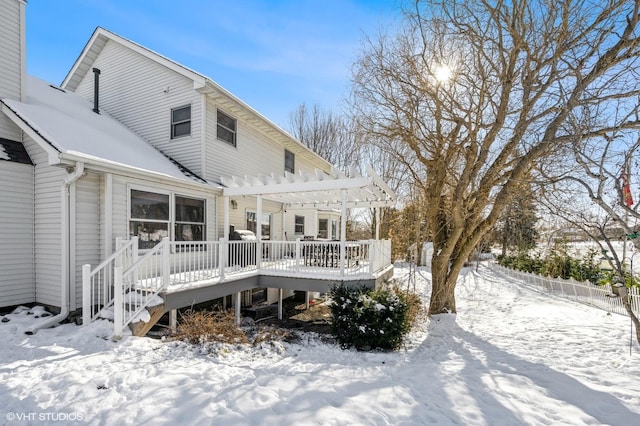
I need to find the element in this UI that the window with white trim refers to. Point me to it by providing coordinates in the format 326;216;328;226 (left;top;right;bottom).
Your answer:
129;189;206;249
175;196;205;242
171;105;191;139
331;220;338;240
295;215;305;235
217;109;237;146
285;149;295;173
318;219;329;239
246;211;271;240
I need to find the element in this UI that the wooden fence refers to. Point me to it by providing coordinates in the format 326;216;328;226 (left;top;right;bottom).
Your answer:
490;264;640;317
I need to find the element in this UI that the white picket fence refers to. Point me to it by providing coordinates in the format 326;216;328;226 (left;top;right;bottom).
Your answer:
490;264;640;317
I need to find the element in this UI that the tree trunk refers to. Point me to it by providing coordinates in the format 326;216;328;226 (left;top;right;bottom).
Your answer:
428;254;457;314
621;294;640;346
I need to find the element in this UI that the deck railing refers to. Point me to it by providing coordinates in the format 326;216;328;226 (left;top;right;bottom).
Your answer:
83;238;392;336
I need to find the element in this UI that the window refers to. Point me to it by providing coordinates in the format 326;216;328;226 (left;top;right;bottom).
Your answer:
318;219;329;239
130;190;170;249
285;149;295;173
129;189;206;249
331;220;338;240
175;196;205;242
217;109;237;146
295;215;305;235
246;211;271;240
171;105;191;139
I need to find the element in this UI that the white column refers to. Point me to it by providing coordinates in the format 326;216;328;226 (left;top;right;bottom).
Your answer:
340;189;347;275
375;207;380;240
256;195;262;270
223;196;230;238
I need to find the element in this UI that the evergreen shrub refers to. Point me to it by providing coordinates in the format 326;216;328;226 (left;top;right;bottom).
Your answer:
329;284;419;351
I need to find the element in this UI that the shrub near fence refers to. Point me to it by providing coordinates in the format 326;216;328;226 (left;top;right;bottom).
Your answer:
491;264;640;317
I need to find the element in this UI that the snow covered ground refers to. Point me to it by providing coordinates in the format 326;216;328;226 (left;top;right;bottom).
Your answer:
1;263;639;425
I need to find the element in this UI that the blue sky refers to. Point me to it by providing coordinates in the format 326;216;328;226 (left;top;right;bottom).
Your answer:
25;0;402;128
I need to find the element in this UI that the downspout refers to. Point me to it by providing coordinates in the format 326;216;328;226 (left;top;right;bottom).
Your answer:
26;162;85;334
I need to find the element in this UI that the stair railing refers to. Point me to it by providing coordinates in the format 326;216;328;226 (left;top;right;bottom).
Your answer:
82;237;138;326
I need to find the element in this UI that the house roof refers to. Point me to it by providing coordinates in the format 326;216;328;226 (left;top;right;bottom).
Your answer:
0;76;207;185
61;27;333;169
0;137;32;165
221;166;396;209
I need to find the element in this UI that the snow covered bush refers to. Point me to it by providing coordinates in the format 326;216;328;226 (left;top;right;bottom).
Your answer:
329;284;419;350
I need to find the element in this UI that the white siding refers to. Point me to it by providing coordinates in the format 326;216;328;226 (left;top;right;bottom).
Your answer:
0;0;24;140
205;99;326;183
72;40;203;176
73;173;101;310
22;136;65;307
0;160;34;307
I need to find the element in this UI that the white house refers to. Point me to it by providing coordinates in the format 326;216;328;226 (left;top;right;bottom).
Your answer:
0;0;395;337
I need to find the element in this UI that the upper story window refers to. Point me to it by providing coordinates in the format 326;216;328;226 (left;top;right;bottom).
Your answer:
171;105;191;139
285;149;295;173
217;109;237;146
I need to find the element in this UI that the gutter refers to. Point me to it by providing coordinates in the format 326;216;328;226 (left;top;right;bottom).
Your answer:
26;162;85;334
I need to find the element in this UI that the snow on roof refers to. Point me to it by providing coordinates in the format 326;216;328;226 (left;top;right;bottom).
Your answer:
2;76;204;183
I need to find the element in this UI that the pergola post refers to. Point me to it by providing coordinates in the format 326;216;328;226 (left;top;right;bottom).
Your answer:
223;196;230;239
340;189;347;275
256;195;262;270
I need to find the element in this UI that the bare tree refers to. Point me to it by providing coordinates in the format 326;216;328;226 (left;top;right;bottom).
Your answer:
540;131;640;344
287;102;360;171
350;0;640;315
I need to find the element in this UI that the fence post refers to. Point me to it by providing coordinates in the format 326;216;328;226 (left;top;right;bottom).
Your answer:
113;266;123;339
296;238;301;272
82;264;92;326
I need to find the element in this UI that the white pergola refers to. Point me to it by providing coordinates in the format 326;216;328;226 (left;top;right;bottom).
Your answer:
220;165;396;244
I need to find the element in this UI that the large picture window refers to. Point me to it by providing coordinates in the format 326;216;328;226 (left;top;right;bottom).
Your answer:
130;190;170;249
175;196;205;241
129;189;206;249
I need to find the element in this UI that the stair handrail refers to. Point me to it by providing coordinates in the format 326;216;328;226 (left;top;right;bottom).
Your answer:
112;237;170;338
82;237;138;326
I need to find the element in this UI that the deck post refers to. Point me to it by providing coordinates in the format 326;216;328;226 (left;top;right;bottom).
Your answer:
305;291;310;310
235;292;241;326
162;237;170;289
113;266;123;339
295;238;301;271
82;264;91;326
369;240;375;274
219;238;226;281
278;289;283;320
340;189;347;276
256;195;262;271
169;309;177;333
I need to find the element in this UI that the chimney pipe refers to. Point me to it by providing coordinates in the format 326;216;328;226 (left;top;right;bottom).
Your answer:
92;68;101;114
